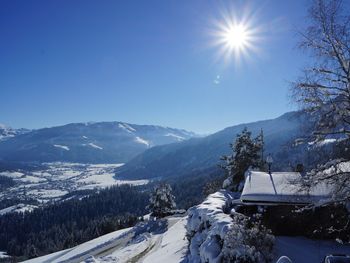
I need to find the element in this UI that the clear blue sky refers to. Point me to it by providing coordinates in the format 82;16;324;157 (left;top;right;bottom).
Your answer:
1;0;313;134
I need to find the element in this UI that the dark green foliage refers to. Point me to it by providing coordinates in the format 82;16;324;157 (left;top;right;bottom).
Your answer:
0;175;15;190
221;128;264;191
0;198;39;210
260;204;350;242
202;177;224;197
0;185;148;259
170;166;225;209
148;183;176;218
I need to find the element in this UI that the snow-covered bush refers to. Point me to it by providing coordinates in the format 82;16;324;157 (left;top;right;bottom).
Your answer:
222;213;274;263
186;190;274;263
186;191;235;263
148;183;176;218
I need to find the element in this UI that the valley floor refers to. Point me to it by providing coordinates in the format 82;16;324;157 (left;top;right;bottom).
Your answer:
0;162;148;207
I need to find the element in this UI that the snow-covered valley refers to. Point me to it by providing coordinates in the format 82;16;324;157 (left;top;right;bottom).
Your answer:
0;162;148;208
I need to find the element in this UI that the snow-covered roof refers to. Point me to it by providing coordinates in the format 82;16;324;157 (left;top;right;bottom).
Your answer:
241;171;330;205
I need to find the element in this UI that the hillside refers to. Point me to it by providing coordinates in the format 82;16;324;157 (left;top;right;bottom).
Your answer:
0;122;196;163
0;124;30;141
118;111;311;180
23;191;350;263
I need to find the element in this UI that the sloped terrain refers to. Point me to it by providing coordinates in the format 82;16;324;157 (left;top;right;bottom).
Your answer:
0;124;29;141
0;122;196;163
24;216;188;263
118;111;311;180
23;191;350;263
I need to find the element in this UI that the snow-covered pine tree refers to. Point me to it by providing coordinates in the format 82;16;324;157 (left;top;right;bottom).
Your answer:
222;213;274;263
256;129;265;169
221;127;264;191
148;183;176;218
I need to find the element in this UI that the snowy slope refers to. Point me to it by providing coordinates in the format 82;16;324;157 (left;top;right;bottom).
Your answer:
24;216;188;263
0;123;29;141
118;111;310;180
22;190;350;263
0;122;196;163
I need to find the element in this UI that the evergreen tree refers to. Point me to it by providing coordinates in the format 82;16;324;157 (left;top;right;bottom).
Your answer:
221;128;264;191
256;129;265;169
148;183;176;218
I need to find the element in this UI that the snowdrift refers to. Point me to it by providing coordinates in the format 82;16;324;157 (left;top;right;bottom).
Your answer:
186;190;236;263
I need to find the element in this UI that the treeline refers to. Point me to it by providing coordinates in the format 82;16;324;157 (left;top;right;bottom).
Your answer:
0;184;148;260
0;175;15;190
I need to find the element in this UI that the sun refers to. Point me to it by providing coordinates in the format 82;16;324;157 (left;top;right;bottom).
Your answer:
224;24;248;49
209;9;261;65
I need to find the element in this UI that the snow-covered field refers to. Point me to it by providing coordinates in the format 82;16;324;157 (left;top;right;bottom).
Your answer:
0;162;148;205
24;216;188;263
0;203;38;216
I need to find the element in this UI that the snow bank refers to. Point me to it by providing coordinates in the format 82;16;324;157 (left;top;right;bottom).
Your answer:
143;217;188;263
186;190;235;263
0;251;10;259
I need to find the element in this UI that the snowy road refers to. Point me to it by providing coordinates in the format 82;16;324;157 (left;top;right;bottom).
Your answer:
23;216;189;263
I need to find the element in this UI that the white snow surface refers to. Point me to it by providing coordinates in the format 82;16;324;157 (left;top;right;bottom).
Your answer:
53;144;70;151
21;190;350;263
186;190;235;263
134;136;150;147
0;204;38;216
87;143;103;150
241;171;330;204
165;133;185;141
24;216;188;263
0;251;10;259
0;163;147;203
118;123;136;133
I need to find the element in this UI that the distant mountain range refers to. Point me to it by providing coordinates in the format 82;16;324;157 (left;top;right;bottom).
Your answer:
0;124;30;141
0;122;196;163
117;111;311;180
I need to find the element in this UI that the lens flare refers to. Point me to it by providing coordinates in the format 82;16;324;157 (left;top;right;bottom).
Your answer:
209;7;262;66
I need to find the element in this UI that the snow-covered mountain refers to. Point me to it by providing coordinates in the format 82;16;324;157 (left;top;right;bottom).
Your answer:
118;111;311;180
0;123;30;141
0;122;196;163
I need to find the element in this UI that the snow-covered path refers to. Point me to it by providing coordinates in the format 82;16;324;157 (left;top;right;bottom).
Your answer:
23;216;188;263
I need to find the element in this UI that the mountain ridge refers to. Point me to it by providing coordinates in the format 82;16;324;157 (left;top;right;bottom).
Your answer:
0;121;197;164
117;111;310;180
